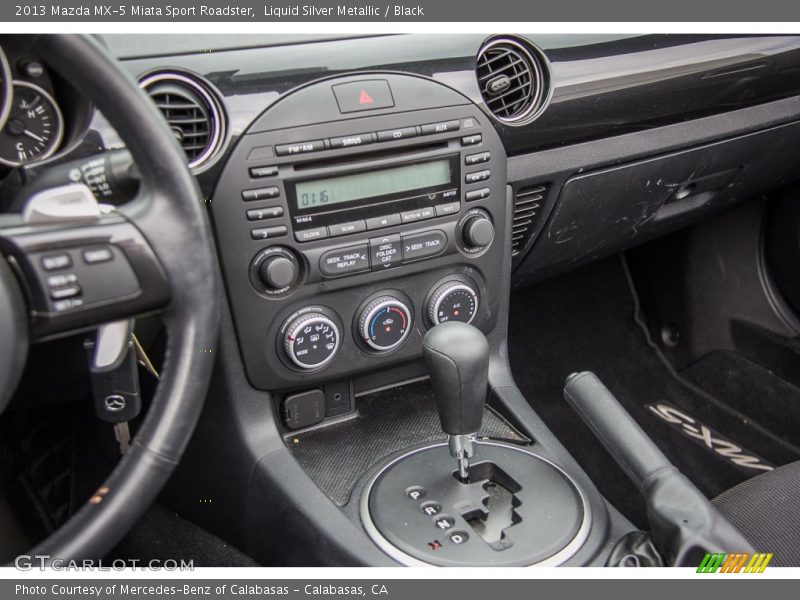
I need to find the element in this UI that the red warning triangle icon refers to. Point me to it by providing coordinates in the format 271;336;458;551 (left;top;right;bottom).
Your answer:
358;90;374;105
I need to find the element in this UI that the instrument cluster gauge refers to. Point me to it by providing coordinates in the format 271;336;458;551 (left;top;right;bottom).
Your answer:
0;81;64;167
0;47;12;131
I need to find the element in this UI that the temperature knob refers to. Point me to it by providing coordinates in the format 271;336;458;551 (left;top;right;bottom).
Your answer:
283;311;340;370
428;280;479;325
358;296;412;352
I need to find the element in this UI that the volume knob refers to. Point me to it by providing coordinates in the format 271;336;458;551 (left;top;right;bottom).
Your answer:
260;255;298;290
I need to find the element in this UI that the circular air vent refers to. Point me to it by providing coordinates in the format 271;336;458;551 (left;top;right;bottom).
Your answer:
140;71;225;170
476;38;548;125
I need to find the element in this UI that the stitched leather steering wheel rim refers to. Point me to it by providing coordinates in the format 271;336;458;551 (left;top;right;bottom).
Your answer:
15;34;222;561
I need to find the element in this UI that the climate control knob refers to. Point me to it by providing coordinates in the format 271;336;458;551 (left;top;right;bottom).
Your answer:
428;280;479;325
461;214;495;249
282;311;340;370
358;296;412;352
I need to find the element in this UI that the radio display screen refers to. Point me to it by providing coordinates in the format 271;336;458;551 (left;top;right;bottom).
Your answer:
292;159;452;211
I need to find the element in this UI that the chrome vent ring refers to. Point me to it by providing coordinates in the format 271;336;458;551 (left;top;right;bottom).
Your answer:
140;71;225;171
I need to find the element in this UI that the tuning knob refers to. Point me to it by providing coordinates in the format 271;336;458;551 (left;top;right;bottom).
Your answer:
428;280;479;325
358;295;412;352
461;213;495;249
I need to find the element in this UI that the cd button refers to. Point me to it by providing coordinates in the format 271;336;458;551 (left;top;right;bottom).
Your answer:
294;227;329;243
366;213;402;230
369;234;401;270
329;219;367;237
376;127;418;142
400;206;435;224
320;244;370;277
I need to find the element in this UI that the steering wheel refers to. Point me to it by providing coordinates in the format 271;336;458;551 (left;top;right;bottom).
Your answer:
0;35;220;559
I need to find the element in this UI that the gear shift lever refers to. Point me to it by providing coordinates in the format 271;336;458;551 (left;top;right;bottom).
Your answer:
422;321;489;481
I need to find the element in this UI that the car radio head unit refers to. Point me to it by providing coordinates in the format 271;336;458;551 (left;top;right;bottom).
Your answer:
287;155;460;231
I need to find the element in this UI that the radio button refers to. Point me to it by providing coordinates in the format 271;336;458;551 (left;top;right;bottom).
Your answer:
465;170;491;184
461;134;482;146
465;188;491;202
242;186;280;202
329;219;367;237
441;189;459;200
295;227;329;243
249;165;278;178
275;140;325;156
251;225;288;241
376;127;417;142
246;206;284;221
435;202;461;217
366;213;402;230
320;244;370;277
329;133;374;149
465;152;491;165
420;120;460;135
402;230;447;262
369;234;401;270
400;206;435;224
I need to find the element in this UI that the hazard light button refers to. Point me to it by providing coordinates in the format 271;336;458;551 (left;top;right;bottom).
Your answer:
332;80;395;113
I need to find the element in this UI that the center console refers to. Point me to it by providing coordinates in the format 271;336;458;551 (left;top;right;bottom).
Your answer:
211;73;507;393
204;72;628;567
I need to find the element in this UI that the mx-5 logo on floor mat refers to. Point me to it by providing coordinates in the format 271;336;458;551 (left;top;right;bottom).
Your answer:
646;402;774;473
697;552;773;573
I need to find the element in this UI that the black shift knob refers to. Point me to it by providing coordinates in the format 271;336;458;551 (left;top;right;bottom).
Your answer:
422;321;489;435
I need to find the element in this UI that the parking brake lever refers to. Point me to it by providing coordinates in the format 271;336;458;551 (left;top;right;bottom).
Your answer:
563;371;754;566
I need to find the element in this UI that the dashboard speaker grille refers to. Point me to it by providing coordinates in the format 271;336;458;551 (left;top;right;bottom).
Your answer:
477;38;546;124
140;72;224;170
512;184;548;258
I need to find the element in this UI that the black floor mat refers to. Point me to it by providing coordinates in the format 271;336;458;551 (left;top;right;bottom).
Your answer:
107;502;259;567
682;350;800;449
508;258;800;528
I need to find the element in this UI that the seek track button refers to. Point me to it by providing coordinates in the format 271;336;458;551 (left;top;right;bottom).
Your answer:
320;244;370;277
402;230;447;262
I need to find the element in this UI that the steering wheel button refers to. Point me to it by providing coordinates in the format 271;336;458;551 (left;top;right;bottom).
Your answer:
82;247;114;264
49;285;81;300
47;273;78;287
41;253;72;271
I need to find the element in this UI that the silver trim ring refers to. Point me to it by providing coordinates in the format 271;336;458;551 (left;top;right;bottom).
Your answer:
359;297;412;352
429;282;479;325
0;80;65;168
359;440;593;567
283;312;341;371
0;47;13;131
139;71;225;172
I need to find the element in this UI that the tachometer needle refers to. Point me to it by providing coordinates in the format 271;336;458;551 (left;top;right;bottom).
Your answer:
23;129;44;142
